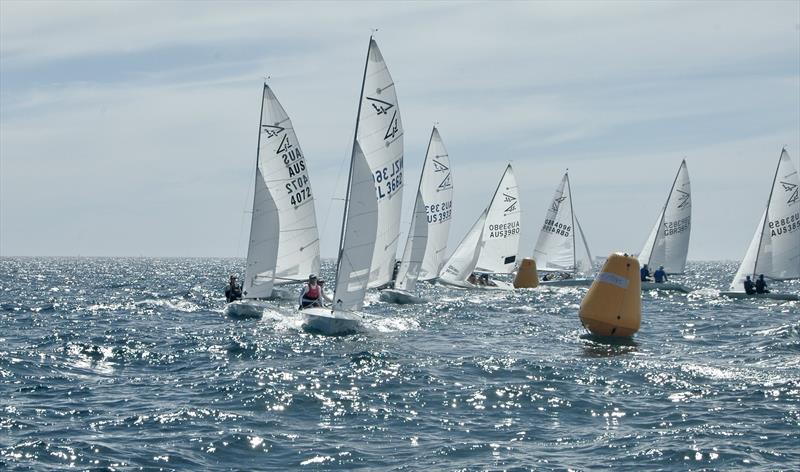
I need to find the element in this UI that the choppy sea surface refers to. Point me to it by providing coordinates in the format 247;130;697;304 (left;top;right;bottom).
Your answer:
1;257;798;471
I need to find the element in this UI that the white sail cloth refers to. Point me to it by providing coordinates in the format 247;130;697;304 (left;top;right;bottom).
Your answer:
244;84;320;299
533;173;593;275
395;127;454;292
638;160;691;274
332;38;403;311
439;164;520;285
729;149;800;291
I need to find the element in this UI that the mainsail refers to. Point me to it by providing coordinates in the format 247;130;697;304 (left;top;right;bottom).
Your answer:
533;172;593;275
395;126;454;291
439;164;520;284
729;149;800;291
244;84;320;299
356;40;405;289
332;38;403;310
638;160;691;273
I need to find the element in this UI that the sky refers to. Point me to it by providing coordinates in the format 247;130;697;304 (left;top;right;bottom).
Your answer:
1;1;799;261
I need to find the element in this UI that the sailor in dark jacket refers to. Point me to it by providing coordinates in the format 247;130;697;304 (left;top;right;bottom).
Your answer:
225;275;243;302
755;274;770;294
743;275;756;295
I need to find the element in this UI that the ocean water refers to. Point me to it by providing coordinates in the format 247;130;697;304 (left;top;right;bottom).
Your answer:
0;257;798;471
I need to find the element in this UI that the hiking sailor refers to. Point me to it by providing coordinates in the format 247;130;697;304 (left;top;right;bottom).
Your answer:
755;274;770;294
653;265;668;283
298;273;327;309
743;275;756;295
225;275;242;303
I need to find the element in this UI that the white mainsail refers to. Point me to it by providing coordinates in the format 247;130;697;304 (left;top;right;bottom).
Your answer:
439;164;520;285
329;37;402;310
356;39;405;289
395;126;454;291
729;149;800;291
638;160;691;273
533;172;593;275
244;84;320;299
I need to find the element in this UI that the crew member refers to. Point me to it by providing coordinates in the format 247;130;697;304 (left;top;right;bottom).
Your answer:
640;264;651;282
298;274;324;309
755;274;770;294
225;275;242;303
743;275;756;295
653;266;668;283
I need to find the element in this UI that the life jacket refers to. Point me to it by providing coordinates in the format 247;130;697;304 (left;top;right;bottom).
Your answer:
304;284;320;300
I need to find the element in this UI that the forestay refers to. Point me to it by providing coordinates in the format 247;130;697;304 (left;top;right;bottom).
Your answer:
729;149;800;291
356;39;405;289
533;173;593;275
638;160;691;273
244;84;320;299
395;127;454;291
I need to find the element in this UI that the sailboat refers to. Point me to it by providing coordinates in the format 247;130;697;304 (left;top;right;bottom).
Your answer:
303;37;404;334
638;160;692;293
225;83;321;318
438;164;520;290
534;172;594;287
721;149;800;301
381;126;454;304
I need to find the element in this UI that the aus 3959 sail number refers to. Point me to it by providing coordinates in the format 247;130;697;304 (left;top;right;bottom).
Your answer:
426;200;452;223
374;159;403;199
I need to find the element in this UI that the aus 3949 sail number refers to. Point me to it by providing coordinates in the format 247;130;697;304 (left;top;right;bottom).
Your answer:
426;200;452;223
374;159;403;199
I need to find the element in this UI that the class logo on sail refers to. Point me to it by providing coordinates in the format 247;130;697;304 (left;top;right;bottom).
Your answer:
384;110;400;140
261;124;285;138
432;159;449;173
551;196;566;213
503;193;518;214
782;181;798;205
676;189;691;209
276;134;293;154
366;97;394;115
437;173;452;191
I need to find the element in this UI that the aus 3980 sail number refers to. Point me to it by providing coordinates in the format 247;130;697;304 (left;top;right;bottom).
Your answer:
374;159;403;199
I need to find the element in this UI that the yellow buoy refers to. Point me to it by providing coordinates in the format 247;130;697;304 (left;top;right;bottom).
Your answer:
513;258;539;288
579;253;641;337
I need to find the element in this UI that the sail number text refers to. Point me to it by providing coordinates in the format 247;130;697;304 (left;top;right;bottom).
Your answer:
426;200;452;223
279;138;312;207
374;158;403;199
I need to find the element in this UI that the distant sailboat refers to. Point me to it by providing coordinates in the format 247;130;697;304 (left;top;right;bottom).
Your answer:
535;172;594;287
638;160;692;293
303;37;404;334
438;164;520;290
721;149;800;301
381;126;453;304
226;83;320;317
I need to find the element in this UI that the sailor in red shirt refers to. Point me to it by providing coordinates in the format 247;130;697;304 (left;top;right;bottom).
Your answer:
299;274;326;309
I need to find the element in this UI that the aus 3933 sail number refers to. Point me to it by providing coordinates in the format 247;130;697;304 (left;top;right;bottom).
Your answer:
426;200;452;223
374;159;403;199
285;174;311;206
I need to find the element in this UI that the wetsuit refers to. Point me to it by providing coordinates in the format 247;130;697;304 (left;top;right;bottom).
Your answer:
744;279;756;295
755;278;769;294
653;269;667;283
640;267;651;282
225;283;242;303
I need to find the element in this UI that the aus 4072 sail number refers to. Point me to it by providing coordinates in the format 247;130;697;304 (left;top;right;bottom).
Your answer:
374;159;403;199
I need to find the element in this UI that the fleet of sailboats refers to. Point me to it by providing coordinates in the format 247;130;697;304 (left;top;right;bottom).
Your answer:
534;172;594;287
438;164;520;290
227;38;798;333
638;160;692;293
721;149;800;301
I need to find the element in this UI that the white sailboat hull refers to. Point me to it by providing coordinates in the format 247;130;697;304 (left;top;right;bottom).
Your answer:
379;289;427;304
301;307;362;335
223;300;267;319
719;291;799;301
641;281;691;293
438;278;514;291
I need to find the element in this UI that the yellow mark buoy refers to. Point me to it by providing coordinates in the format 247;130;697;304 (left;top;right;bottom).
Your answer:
579;253;641;337
513;258;539;288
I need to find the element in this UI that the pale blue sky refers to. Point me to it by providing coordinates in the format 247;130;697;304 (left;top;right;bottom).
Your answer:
1;1;798;260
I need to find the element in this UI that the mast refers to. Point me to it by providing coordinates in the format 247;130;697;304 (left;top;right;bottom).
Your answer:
332;37;373;308
751;149;785;279
565;171;577;275
244;84;268;280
